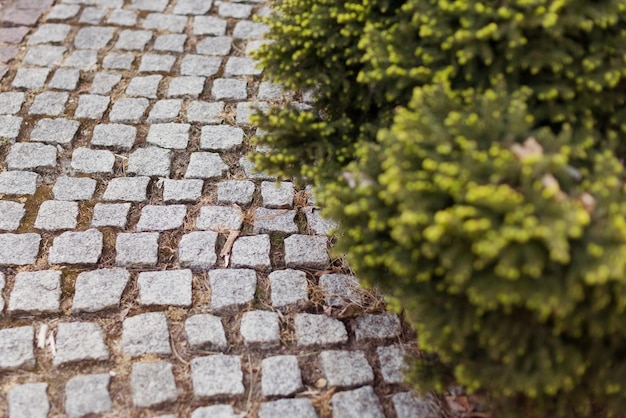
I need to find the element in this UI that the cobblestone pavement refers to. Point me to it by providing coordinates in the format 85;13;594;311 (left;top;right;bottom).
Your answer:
0;1;431;417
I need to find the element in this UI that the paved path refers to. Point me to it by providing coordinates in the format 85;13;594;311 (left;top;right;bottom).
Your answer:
0;1;429;417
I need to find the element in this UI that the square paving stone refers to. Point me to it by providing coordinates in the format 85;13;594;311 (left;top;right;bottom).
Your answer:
193;16;227;36
31;118;79;144
174;0;213;15
225;57;262;76
54;322;109;366
139;53;176;72
138;269;193;307
258;399;316;418
63;50;98;69
261;355;303;396
191;355;244;398
72;268;130;313
115;29;152;50
257;81;285;100
91;123;137;149
0;200;25;231
47;4;80;20
130;0;168;11
12;67;50;89
29;91;68;116
185;314;227;350
71;147;115;173
179;231;218;268
8;382;49;418
269;269;309;308
0;233;41;265
143;13;188;33
148;99;182;123
7;143;56;170
0;115;22;140
0;92;25;114
240;310;279;348
331;386;384;418
219;3;253;18
319;274;362;307
74;27;115;49
49;68;80;90
181;55;221;76
187;100;224;123
108;98;149;123
155;34;187;52
253;208;298;234
392;392;438;418
23;45;66;66
52;176;97;200
233;21;269;39
212;78;247;100
103;176;150;201
0;171;38;195
191;405;240;418
261;181;294;208
304;208;338;235
28;23;71;44
74;94;110;119
48;229;103;264
8;270;61;313
240;156;276;180
284;235;329;269
91;72;122;94
0;327;35;370
231;234;271;269
126;75;162;98
116;232;159;267
122;312;171;356
91;203;131;228
200;125;244;151
185;152;228;179
236;101;269;125
136;204;187;231
209;268;257;312
196;36;232;56
196;206;243;231
147;123;190;149
377;345;407;384
65;374;112;418
128;147;172;177
167;76;206;97
354;313;402;341
163;179;203;202
79;7;107;24
217;180;254;205
294;313;348;347
131;362;178;407
107;9;137;26
34;200;78;230
319;350;374;388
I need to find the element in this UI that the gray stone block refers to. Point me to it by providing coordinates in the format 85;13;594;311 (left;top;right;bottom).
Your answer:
304;207;338;235
168;76;206;98
49;68;80;90
0;201;25;231
0;171;38;195
148;99;182;123
116;232;159;267
261;355;303;397
143;13;188;33
233;21;269;39
284;235;329;269
115;29;152;50
164;179;203;202
0;115;22;140
253;208;297;234
193;16;227;36
34;200;78;230
240;310;279;348
175;0;213;15
392;392;439;418
23;45;66;66
72;268;130;313
131;362;178;407
209;269;257;312
185;314;227;350
107;9;137;26
136;205;187;231
155;34;187;52
108;98;149;123
217;180;254;206
236;101;269;125
71;147;115;174
122;312;171;356
261;181;293;208
79;7;107;24
52;176;97;201
185;152;228;179
294;314;348;347
377;345;407;384
191;405;241;418
47;4;80;20
200;125;244;151
319;274;362;307
129;0;168;11
212;78;247;100
319;350;374;388
54;322;109;366
187;100;224;123
0;92;25;114
12;68;49;90
8;270;61;313
63;50;98;69
91;203;131;228
225;57;262;76
331;386;384;418
103;52;135;70
181;55;221;76
128;147;172;177
196;206;243;231
48;229;103;264
74;27;115;49
103;176;150;201
258;399;316;418
31;118;79;144
196;36;232;56
179;231;218;268
138;269;193;307
0;233;40;265
75;94;110;119
0;327;34;370
91;72;122;94
219;3;252;19
239;156;276;180
191;355;244;398
147;123;190;149
355;313;402;341
8;382;49;418
126;75;162;98
257;82;285;100
139;53;176;72
269;269;308;308
231;234;271;269
92;123;137;149
65;374;112;418
29;91;68;116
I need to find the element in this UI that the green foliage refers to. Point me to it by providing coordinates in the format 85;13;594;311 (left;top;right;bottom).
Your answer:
253;0;626;415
